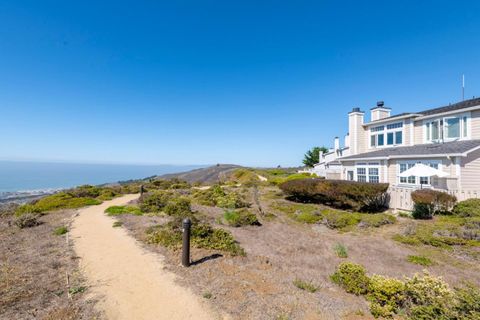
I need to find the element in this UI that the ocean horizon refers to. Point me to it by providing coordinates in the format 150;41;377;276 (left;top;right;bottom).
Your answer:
0;160;205;195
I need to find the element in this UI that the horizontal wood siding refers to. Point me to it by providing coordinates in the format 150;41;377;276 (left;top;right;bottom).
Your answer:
471;110;480;139
461;148;480;190
413;120;423;144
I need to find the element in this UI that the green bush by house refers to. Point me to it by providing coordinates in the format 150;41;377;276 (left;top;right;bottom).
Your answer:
279;179;389;212
411;189;457;219
452;198;480;217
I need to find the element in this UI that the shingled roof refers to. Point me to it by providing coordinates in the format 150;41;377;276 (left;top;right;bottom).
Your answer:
339;140;480;161
368;97;480;124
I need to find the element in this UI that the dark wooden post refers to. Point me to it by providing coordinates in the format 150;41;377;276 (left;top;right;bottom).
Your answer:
182;218;191;267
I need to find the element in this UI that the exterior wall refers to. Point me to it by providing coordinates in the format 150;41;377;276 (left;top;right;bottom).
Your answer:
348;112;366;155
404;118;412;146
461;148;480;190
413;120;423;145
471;110;480;139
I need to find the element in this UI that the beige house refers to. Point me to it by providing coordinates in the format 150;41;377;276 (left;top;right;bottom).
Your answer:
336;98;480;209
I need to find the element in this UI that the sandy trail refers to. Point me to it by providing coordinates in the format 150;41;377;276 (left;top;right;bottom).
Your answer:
71;194;215;320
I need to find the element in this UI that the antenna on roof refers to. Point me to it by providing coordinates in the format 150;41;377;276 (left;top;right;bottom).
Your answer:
462;74;465;101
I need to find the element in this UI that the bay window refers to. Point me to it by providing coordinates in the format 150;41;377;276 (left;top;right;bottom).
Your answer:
425;114;469;142
370;122;403;148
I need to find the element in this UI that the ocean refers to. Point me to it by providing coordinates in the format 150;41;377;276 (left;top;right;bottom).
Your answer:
0;161;205;202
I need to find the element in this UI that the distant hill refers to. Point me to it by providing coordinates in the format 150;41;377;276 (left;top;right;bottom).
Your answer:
158;164;242;184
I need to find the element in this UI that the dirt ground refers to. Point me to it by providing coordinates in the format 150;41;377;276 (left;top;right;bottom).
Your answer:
0;209;101;320
114;187;480;320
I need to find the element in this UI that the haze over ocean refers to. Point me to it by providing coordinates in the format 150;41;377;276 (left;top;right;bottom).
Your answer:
0;161;205;193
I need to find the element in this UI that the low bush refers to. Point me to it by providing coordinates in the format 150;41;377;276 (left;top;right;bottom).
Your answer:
194;185;247;209
14;213;41;228
280;179;389;212
105;205;143;216
223;209;260;227
293;278;319;293
367;275;405;318
322;210;361;229
229;169;261;186
332;262;480;319
411;189;457;219
295;211;323;224
0;203;19;217
53;226;68;235
146;222;245;256
138;191;173;213
16;193;101;215
163;197;192;216
146;178;190;190
330;262;370;295
358;213;396;228
407;255;433;266
453;198;480;217
112;221;123;228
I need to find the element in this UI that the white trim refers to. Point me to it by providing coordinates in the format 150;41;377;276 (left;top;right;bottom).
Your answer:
368;120;405;149
422;112;471;144
363;114;421;126
409;119;414;146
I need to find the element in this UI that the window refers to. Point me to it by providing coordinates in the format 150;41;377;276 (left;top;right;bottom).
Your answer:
368;168;379;183
398;161;441;186
357;168;366;182
355;163;380;183
370;122;403;148
425;114;469;142
347;171;354;181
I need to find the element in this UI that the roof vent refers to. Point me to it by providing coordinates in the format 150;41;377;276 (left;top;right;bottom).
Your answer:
377;101;384;107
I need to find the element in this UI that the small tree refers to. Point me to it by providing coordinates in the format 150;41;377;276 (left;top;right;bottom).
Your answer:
302;146;329;167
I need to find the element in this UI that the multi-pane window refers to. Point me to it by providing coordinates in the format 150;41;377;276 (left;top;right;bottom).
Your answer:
398;161;441;186
356;163;380;183
425;114;469;142
370;122;403;147
357;168;367;182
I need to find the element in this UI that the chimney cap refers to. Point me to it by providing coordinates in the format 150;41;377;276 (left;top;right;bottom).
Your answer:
377;101;384;107
349;107;364;114
370;101;391;110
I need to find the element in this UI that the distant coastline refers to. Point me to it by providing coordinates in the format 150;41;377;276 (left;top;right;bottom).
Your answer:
0;161;206;203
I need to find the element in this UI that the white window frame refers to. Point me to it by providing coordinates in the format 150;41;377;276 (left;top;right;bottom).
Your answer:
423;112;471;143
369;121;404;149
354;162;381;183
396;160;442;187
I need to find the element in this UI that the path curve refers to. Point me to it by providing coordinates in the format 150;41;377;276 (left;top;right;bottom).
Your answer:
71;194;215;320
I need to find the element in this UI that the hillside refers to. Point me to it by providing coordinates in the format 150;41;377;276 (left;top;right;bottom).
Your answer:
158;164;242;184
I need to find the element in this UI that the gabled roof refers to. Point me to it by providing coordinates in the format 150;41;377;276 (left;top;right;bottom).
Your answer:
339;140;480;161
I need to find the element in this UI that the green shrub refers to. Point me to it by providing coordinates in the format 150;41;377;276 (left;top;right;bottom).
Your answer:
453;199;480;217
322;211;361;229
229;169;261;186
407;255;433;266
14;213;41;228
194;185;247;209
295;211;322;224
331;262;370;295
223;209;260;227
16;193;101;215
453;284;480;319
392;234;422;246
105;205;143;216
66;185;102;198
147;222;245;256
269;173;316;186
146;178;190;190
280;179;389;212
367;275;405;318
138;191;173;213
53;226;68;235
359;214;396;228
411;189;457;219
293;278;318;293
334;243;348;258
112;221;123;228
163;197;192;216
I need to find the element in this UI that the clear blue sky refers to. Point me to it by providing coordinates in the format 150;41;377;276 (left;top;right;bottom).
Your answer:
1;1;480;167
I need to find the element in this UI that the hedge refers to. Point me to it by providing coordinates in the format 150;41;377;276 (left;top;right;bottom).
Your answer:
411;189;457;219
279;179;389;212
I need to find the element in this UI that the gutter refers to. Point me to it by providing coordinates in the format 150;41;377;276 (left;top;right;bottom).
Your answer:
414;105;480;121
338;153;468;162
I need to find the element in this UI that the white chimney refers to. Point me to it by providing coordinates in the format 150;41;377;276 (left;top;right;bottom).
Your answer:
344;133;350;148
348;107;365;155
319;150;324;163
334;137;340;154
371;101;391;121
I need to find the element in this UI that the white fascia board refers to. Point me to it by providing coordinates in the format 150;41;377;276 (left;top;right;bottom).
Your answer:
363;114;421;126
461;144;480;157
338;157;388;162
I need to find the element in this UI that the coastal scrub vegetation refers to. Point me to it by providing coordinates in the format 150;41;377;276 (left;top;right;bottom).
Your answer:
146;221;245;256
331;261;480;319
105;205;143;216
222;209;260;227
280;179;389;212
453;198;480;217
293;278;319;293
193;184;248;209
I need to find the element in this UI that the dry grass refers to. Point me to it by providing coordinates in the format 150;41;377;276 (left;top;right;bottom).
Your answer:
0;210;101;320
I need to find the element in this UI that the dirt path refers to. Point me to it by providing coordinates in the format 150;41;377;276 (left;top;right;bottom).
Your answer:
71;194;216;320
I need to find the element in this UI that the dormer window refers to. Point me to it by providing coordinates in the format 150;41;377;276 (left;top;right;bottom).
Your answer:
370;122;403;148
424;113;470;143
